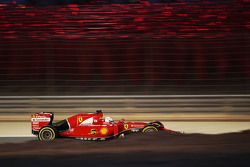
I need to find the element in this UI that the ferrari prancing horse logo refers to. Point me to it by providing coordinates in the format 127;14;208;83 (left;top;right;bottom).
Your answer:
124;124;129;130
78;116;83;124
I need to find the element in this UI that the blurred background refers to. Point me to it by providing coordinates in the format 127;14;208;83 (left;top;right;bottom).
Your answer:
0;0;249;136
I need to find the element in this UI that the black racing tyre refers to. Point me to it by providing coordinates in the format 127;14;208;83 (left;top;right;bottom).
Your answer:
38;126;56;141
142;126;159;133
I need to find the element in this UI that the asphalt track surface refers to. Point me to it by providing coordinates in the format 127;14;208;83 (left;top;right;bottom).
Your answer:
0;137;34;143
2;121;250;137
0;130;250;167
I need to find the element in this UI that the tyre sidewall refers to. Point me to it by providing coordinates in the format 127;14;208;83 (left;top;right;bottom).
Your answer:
38;126;56;141
142;126;159;133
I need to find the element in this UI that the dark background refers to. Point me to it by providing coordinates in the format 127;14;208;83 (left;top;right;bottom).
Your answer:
0;0;249;95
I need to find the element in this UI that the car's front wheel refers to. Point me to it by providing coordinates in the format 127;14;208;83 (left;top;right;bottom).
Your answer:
38;126;56;141
142;126;159;133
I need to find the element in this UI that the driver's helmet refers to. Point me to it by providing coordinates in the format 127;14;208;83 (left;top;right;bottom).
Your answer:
104;117;113;123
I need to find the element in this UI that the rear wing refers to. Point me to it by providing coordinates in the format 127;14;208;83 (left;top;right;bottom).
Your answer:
31;112;54;134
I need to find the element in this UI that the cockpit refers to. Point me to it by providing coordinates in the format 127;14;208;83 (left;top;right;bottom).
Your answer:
104;117;114;123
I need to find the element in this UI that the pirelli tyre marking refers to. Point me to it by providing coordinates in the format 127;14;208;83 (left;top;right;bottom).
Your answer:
142;126;159;133
38;127;56;141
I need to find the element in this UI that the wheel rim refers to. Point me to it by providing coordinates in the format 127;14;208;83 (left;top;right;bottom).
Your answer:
143;126;159;133
41;129;54;141
144;128;157;133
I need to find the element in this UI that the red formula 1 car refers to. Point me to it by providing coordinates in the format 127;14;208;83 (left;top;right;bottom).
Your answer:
31;110;169;141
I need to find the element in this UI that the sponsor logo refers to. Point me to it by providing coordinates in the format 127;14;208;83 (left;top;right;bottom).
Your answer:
124;124;129;130
77;116;83;124
100;127;108;135
31;117;50;122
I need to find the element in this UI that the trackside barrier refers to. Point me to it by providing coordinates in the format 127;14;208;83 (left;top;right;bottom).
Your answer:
0;95;250;121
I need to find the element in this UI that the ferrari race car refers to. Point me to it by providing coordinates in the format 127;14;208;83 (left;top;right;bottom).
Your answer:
31;110;171;141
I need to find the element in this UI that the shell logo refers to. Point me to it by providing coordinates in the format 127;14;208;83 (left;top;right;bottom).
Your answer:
100;127;108;135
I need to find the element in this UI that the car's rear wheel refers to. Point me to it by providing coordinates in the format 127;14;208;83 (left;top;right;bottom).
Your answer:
38;126;56;141
142;126;159;133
